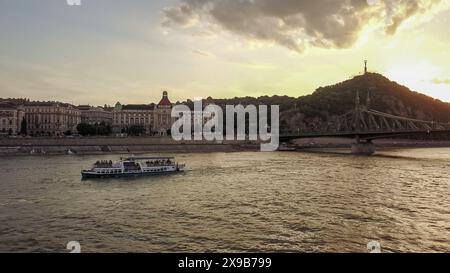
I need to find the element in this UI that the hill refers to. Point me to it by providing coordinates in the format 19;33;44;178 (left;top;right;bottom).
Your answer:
198;73;450;132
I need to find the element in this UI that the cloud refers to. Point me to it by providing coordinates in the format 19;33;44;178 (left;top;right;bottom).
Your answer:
192;49;216;58
162;3;198;28
162;0;442;52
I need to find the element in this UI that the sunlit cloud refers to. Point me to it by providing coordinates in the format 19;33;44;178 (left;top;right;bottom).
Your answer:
1;0;450;104
162;0;444;53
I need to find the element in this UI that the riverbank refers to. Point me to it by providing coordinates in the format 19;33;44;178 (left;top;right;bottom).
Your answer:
292;137;450;149
1;136;450;156
0;137;261;156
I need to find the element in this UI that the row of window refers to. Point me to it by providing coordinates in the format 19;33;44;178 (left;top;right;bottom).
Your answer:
114;113;152;117
114;113;171;118
97;168;170;175
26;116;81;123
0;111;16;117
0;119;14;125
0;128;15;133
27;109;79;115
114;119;151;124
143;167;169;172
98;169;122;174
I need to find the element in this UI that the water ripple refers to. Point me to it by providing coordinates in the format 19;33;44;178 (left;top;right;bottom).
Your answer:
0;150;449;252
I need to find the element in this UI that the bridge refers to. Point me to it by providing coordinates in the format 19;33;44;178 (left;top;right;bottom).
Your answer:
280;91;450;155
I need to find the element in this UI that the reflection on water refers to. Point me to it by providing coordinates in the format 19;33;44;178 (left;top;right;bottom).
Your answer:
0;149;449;252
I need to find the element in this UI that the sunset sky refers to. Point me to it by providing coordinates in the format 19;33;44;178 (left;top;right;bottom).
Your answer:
1;0;450;105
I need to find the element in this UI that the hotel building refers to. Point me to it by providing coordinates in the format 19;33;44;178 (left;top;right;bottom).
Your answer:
112;91;174;135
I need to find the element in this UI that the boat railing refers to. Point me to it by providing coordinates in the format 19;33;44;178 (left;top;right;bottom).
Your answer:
94;160;114;168
144;161;176;167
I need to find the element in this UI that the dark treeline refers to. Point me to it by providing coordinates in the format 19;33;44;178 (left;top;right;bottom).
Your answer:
177;73;450;135
76;122;112;136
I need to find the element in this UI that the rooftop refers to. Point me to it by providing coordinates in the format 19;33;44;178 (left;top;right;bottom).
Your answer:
0;103;18;109
158;91;172;106
25;101;74;107
122;104;155;111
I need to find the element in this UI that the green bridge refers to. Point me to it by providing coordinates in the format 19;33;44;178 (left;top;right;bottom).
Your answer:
280;91;450;155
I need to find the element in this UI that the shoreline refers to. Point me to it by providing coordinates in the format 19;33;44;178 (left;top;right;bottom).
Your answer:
0;137;261;156
1;136;450;156
0;144;261;156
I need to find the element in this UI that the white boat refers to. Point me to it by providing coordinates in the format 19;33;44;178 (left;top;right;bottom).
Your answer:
81;156;185;179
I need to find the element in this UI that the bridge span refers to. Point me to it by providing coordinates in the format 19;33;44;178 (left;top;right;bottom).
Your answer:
280;91;450;155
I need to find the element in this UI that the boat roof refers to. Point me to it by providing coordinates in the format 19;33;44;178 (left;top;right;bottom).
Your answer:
124;156;175;161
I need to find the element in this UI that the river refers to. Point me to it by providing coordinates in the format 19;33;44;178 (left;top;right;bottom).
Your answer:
0;149;449;252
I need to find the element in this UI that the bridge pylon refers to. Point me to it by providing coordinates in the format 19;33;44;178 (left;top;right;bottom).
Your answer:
351;137;375;155
351;90;375;155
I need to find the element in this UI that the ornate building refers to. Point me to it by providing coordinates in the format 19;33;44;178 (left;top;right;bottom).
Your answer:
0;99;82;136
24;101;81;136
113;103;155;134
77;105;113;125
0;102;25;136
1;92;175;137
112;91;174;135
154;91;174;135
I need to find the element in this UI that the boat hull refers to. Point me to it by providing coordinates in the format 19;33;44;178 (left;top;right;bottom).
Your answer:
81;169;184;179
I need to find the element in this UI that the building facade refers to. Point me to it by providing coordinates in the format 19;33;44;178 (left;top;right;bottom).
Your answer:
113;103;155;134
154;91;174;135
113;91;174;135
0;102;25;136
24;101;81;136
1;92;176;137
78;105;113;125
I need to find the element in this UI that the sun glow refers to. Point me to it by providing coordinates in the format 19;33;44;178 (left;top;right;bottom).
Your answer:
385;61;438;85
384;61;450;101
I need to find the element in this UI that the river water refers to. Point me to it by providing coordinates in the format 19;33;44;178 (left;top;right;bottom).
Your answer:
0;149;449;253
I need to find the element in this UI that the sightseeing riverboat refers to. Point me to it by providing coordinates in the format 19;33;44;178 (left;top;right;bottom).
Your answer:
81;156;185;179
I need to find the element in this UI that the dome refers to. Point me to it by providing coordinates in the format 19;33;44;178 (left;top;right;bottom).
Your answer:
158;91;172;107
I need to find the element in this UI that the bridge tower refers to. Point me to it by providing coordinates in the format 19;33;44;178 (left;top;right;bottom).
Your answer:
366;90;371;110
352;89;375;155
354;90;361;132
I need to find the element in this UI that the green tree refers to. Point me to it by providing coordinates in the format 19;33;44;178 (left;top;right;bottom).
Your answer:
77;123;95;136
128;125;145;136
95;122;112;136
20;117;27;135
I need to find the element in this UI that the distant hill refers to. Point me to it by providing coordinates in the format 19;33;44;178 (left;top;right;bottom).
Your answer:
299;73;450;119
198;73;450;132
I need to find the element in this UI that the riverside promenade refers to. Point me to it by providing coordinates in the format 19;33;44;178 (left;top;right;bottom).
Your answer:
0;137;261;156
